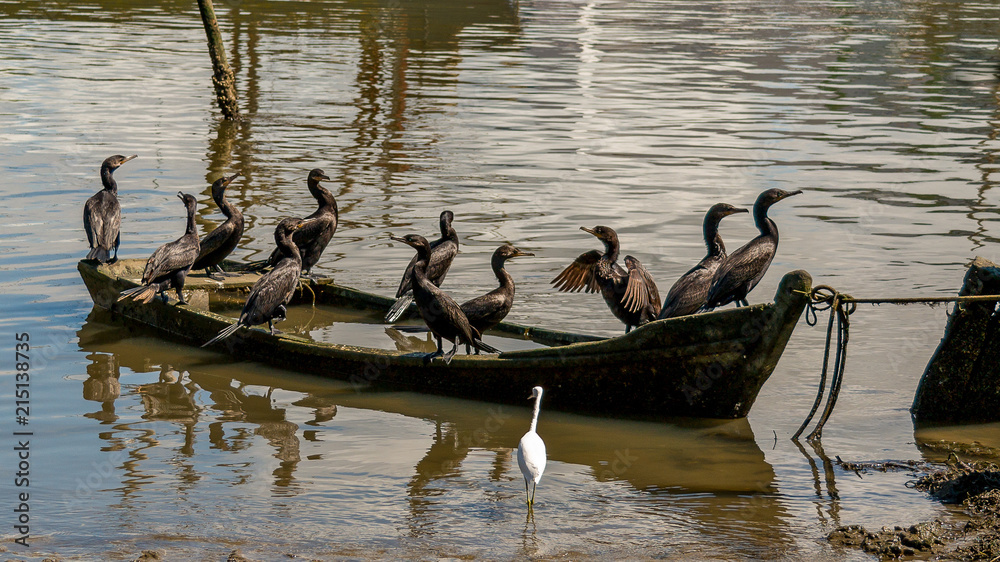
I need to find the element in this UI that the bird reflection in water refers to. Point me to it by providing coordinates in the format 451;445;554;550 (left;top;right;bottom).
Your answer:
384;326;437;354
135;366;201;457
135;366;200;422
406;419;515;537
293;394;339;430
82;352;121;423
205;384;303;490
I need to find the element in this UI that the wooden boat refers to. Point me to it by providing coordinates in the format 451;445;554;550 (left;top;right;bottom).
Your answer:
78;258;811;420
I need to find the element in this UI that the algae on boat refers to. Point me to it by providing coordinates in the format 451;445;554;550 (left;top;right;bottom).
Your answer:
78;258;811;421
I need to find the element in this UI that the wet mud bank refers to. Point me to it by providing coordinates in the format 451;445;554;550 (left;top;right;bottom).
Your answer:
829;457;1000;560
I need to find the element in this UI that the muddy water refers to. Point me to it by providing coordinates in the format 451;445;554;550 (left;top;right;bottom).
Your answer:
2;0;1000;559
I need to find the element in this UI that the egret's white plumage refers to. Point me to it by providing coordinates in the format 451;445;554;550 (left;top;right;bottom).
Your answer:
517;386;547;507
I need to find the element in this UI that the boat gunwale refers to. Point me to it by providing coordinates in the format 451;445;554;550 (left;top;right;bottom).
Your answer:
77;258;811;420
78;258;802;361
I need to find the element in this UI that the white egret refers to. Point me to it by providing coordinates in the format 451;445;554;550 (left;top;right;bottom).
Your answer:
517;386;547;507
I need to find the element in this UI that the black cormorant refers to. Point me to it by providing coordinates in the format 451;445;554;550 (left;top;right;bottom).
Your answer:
117;192;200;305
551;226;660;333
203;218;310;347
265;169;337;276
385;210;459;323
460;244;533;340
390;234;499;364
702;188;802;310
658;203;748;319
83;154;137;263
192;172;243;279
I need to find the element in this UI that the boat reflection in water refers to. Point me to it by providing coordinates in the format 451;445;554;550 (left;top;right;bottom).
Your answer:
77;306;793;557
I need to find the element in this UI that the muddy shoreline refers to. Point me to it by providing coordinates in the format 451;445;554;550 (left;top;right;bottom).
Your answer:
829;455;1000;560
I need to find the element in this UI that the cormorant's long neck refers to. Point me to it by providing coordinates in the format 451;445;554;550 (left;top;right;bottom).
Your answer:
492;255;514;291
529;393;541;433
101;165;117;193
410;244;433;284
216;190;241;221
185;204;198;236
704;216;725;257
603;237;619;262
308;178;337;212
276;231;301;261
753;202;778;239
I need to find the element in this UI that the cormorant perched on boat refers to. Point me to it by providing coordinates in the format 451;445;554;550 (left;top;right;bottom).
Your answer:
83;154;137;263
385;210;459;323
702;188;802;311
264;169;337;276
202;218;310;347
460;244;534;339
390;234;500;364
192;172;243;279
658;203;748;319
551;226;661;333
117;192;200;305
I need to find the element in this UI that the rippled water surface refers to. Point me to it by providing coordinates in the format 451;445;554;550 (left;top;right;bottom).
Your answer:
2;0;1000;559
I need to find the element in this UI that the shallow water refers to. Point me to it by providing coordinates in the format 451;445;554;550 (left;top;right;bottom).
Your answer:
1;0;1000;559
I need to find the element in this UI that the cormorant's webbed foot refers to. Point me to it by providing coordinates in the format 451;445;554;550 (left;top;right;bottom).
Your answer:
422;350;443;365
212;266;241;279
439;343;459;365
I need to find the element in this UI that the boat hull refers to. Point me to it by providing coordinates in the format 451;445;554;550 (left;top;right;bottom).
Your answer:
78;259;810;420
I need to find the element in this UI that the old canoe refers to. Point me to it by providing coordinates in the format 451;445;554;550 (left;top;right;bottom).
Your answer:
78;258;811;420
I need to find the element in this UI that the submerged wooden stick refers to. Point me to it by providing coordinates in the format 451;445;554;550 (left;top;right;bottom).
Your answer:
197;0;240;120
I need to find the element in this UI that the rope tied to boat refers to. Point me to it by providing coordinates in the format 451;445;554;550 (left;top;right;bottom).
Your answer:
793;286;855;441
792;286;1000;441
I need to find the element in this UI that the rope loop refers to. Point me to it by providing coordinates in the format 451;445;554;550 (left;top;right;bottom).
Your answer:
804;285;856;327
794;284;857;441
793;284;1000;441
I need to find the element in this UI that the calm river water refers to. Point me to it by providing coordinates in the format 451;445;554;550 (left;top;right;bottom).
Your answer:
2;0;1000;559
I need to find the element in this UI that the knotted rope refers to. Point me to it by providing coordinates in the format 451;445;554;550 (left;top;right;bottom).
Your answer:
792;287;1000;441
793;286;855;441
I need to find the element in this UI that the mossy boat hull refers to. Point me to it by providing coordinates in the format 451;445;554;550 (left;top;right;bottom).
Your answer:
78;259;810;420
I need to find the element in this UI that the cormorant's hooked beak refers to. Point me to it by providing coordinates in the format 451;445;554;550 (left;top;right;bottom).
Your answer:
122;154;138;164
580;226;598;237
779;190;804;201
317;173;331;181
223;172;241;184
296;217;319;230
512;249;535;258
390;235;413;247
730;207;750;216
176;191;185;200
